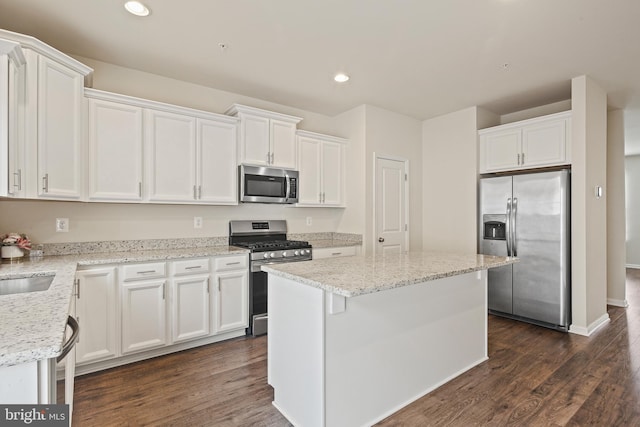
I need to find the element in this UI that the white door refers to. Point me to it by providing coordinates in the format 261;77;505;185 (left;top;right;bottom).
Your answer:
145;109;197;202
172;275;210;343
375;157;407;255
88;99;143;201
75;267;118;364
215;270;249;333
37;55;84;199
270;119;297;169
121;279;167;354
297;136;322;205
321;141;343;206
197;118;237;204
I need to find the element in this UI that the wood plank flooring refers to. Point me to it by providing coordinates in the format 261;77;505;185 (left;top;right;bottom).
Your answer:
71;269;640;426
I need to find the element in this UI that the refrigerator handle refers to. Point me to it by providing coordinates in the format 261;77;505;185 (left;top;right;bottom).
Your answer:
506;198;512;257
512;198;518;257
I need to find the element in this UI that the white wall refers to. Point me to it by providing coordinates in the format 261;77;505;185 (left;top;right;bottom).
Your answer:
363;105;423;255
570;75;608;335
626;155;640;267
422;107;491;253
607;110;627;306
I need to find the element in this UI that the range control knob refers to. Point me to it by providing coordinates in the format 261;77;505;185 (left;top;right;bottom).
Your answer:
294;250;300;256
282;251;288;257
263;253;269;259
269;252;276;258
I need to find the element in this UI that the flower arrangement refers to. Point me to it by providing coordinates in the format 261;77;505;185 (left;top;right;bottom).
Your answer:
1;233;32;251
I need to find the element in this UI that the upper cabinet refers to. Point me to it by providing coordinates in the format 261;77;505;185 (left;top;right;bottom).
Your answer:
226;104;302;169
479;111;571;174
87;93;143;201
296;130;347;207
86;89;238;205
0;38;26;198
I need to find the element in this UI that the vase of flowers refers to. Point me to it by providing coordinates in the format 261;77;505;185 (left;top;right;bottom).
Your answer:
1;233;32;259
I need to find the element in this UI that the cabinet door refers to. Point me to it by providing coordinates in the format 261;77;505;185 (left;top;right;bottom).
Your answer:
6;57;25;198
172;275;210;343
321;141;343;206
75;268;118;365
121;279;167;354
270;119;297;169
145;109;197;202
297;136;322;205
521;119;568;168
197;118;237;204
480;130;521;173
37;55;84;199
88;99;143;201
214;270;248;333
312;246;358;259
240;114;270;166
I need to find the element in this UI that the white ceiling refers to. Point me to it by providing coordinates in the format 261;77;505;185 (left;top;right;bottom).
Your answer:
1;0;640;154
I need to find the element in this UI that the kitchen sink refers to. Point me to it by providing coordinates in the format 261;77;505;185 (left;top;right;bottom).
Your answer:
0;275;54;296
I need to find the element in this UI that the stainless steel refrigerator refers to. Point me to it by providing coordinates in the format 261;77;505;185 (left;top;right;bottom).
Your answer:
479;169;570;331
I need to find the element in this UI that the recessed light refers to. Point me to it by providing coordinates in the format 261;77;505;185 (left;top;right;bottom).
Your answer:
334;73;350;83
124;1;150;16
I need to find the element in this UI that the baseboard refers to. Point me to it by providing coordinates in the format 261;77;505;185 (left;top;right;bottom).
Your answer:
607;298;629;308
569;313;611;336
626;264;640;269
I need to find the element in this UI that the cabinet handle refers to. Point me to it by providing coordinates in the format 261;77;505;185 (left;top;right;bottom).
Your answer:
198;185;202;200
193;185;197;200
138;182;142;198
218;277;221;292
76;278;80;299
332;252;342;256
319;192;322;203
76;316;80;344
162;282;166;300
271;152;274;164
517;153;521;165
42;173;49;193
136;270;156;274
266;152;271;164
13;169;21;191
225;261;241;266
322;192;326;203
521;152;525;165
185;265;202;270
207;278;210;294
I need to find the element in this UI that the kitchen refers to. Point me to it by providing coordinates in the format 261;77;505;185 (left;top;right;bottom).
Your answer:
0;0;638;426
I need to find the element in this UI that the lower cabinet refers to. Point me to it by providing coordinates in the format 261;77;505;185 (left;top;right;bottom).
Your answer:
74;254;248;374
75;267;118;364
312;245;360;259
121;278;168;354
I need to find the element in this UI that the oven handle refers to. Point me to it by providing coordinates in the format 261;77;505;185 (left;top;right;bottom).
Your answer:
57;316;80;363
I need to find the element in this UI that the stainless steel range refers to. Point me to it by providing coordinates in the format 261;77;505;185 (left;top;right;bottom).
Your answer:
229;220;312;336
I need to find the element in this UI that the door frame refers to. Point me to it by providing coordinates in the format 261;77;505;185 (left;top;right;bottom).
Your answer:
372;153;410;255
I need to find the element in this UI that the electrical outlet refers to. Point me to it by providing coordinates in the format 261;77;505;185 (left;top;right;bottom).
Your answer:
306;217;312;226
194;216;203;229
56;218;69;232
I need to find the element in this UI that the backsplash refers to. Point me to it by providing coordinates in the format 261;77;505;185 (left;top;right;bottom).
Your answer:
39;233;362;256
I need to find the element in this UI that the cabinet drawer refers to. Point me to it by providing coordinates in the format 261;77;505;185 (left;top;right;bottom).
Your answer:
122;262;167;281
313;246;357;259
173;258;210;276
214;255;248;271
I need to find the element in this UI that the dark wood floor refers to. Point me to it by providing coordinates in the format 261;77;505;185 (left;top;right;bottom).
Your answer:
71;269;640;426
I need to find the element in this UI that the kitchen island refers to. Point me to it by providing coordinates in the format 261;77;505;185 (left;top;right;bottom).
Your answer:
263;252;515;427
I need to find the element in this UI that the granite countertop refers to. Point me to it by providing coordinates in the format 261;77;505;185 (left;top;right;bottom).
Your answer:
0;246;248;368
308;239;362;249
262;251;516;298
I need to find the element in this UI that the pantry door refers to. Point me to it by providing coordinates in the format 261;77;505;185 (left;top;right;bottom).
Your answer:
374;155;408;255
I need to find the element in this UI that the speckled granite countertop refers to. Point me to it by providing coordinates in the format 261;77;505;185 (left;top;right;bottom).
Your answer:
262;251;516;297
308;239;362;249
0;246;247;368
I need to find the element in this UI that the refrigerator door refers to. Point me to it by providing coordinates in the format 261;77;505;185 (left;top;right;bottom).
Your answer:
512;170;570;326
479;176;513;314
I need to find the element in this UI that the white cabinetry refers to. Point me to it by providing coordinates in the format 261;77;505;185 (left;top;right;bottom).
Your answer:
196;117;237;204
479;111;571;174
226;104;302;169
171;258;211;343
86;94;143;201
0;39;26;198
296;130;347;207
312;245;359;259
25;50;91;199
75;267;118;365
213;254;249;333
120;262;168;355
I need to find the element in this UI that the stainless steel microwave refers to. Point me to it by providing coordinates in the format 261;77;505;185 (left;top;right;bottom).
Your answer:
239;165;299;204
